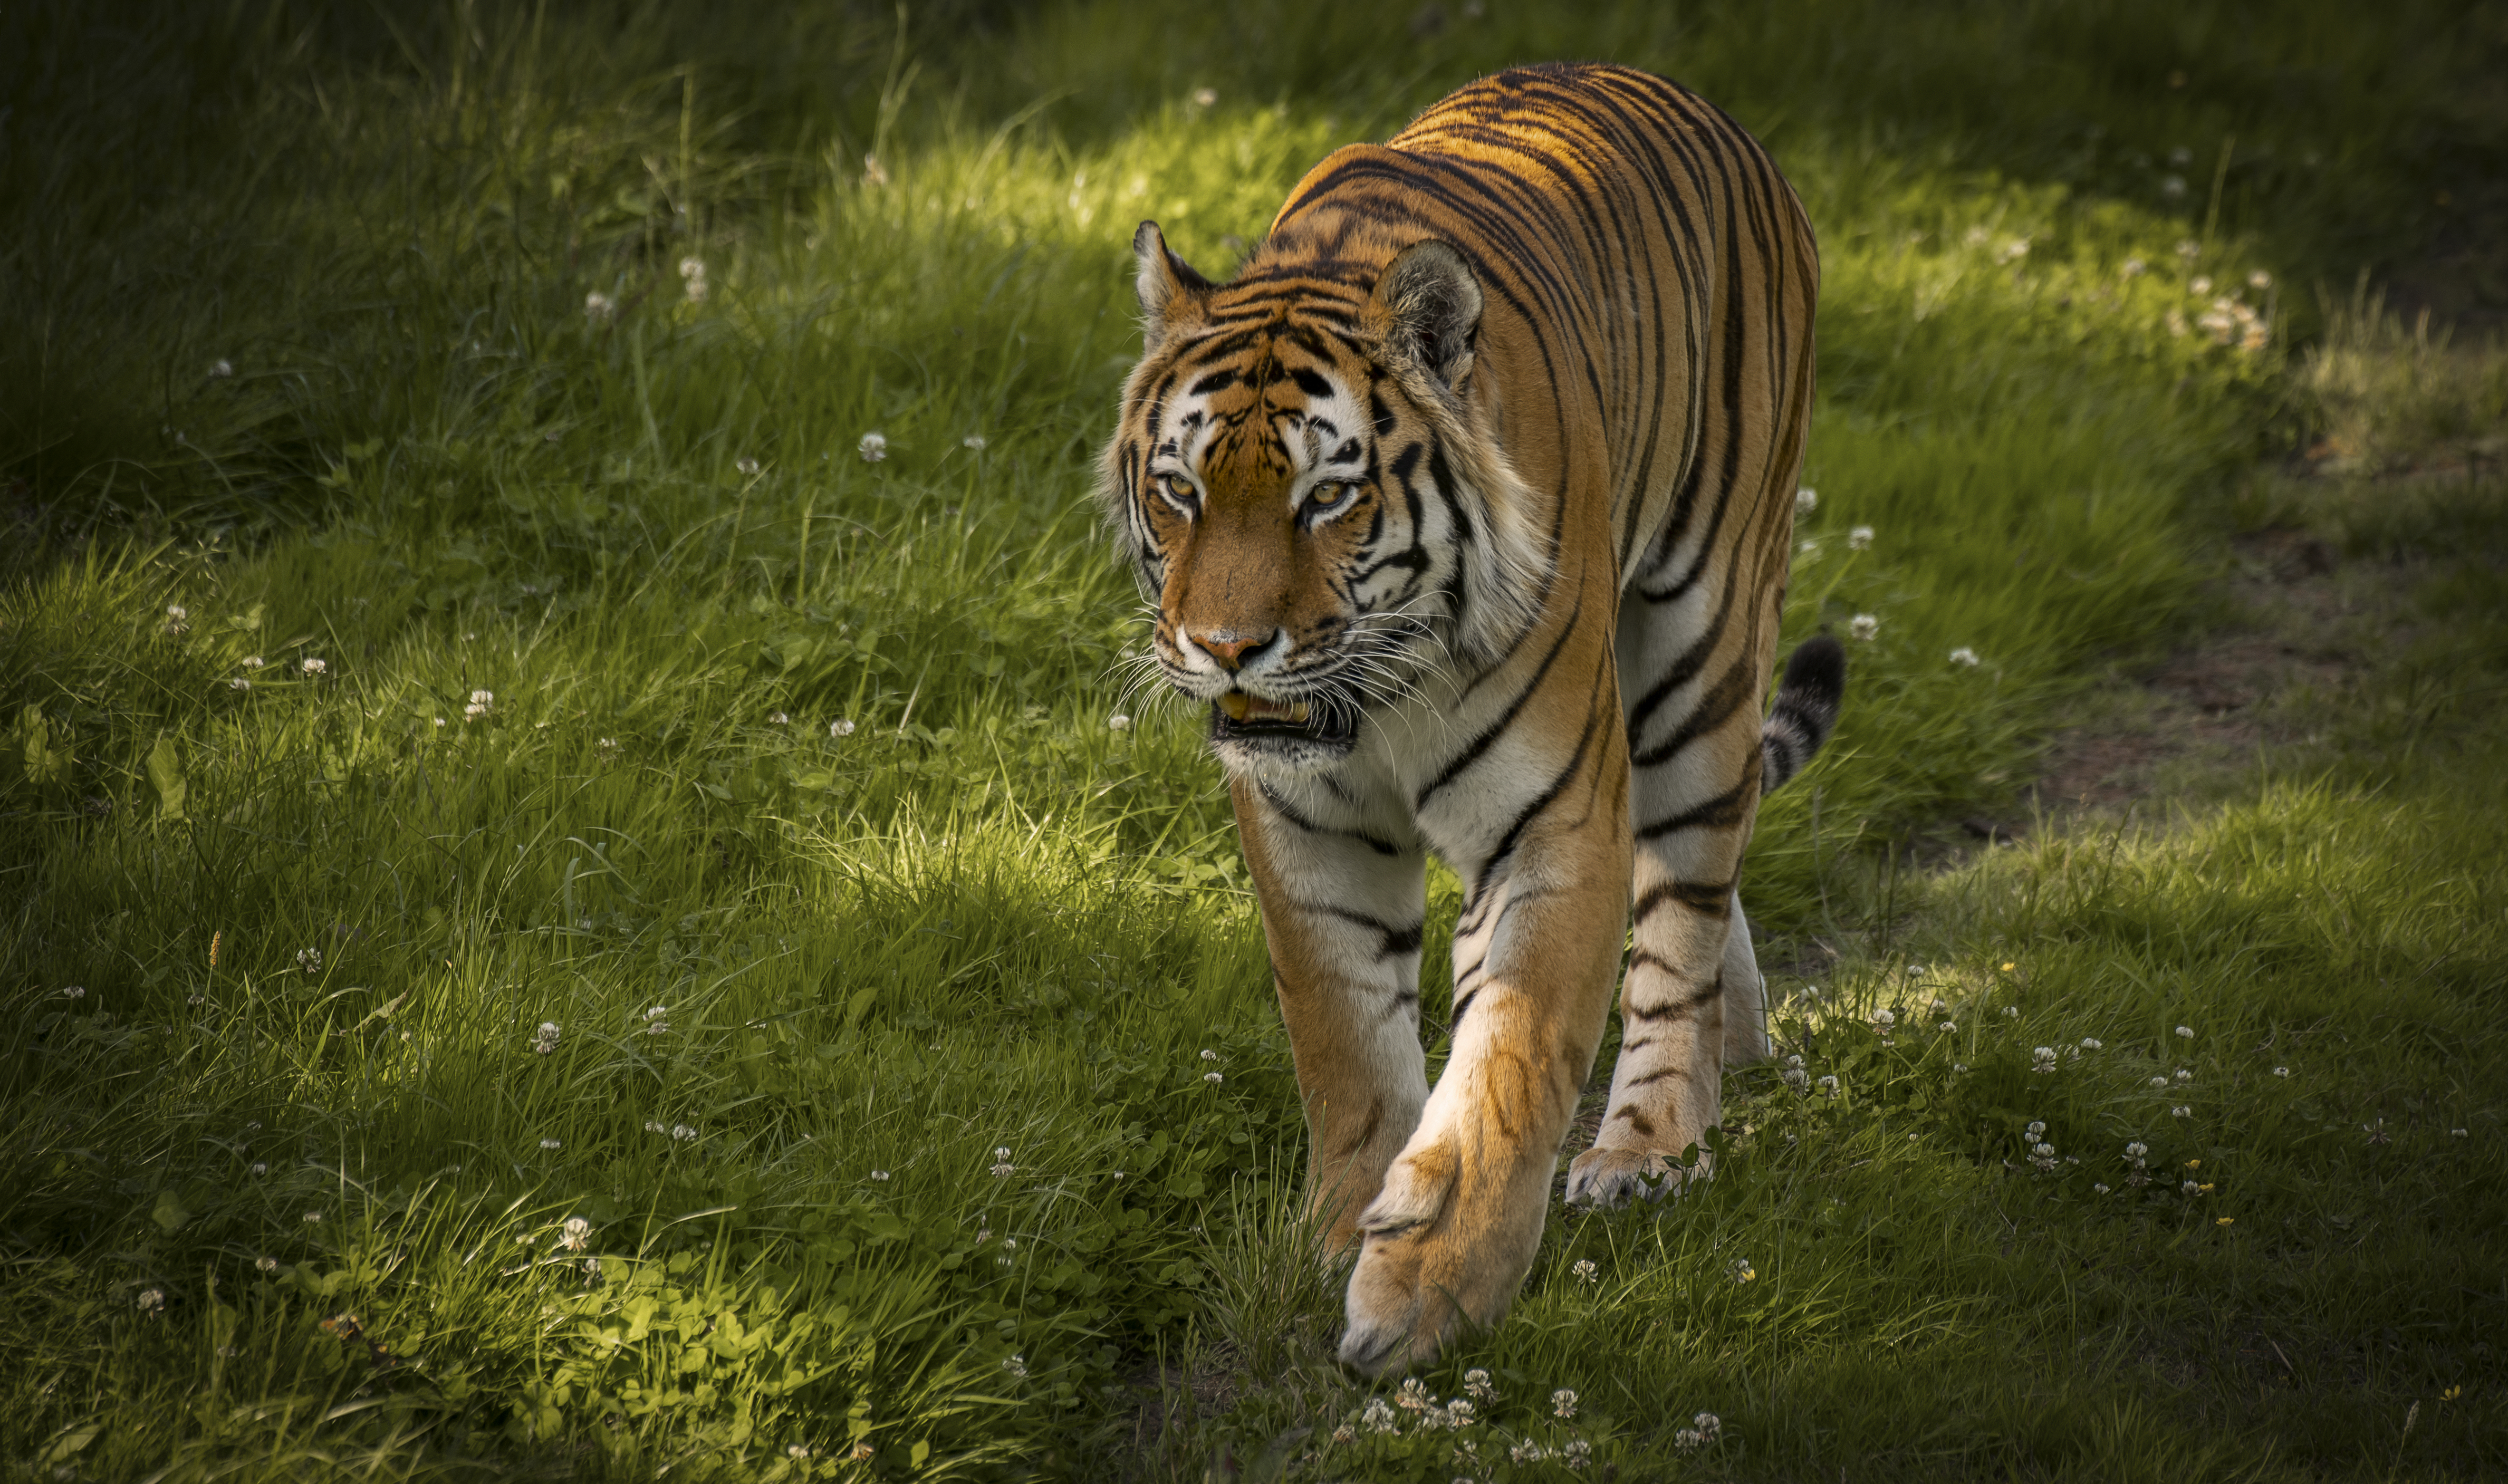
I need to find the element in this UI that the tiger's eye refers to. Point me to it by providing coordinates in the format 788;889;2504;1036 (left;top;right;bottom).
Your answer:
1162;474;1196;501
1309;483;1350;509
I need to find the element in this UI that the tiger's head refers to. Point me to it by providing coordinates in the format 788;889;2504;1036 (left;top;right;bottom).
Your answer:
1099;220;1544;775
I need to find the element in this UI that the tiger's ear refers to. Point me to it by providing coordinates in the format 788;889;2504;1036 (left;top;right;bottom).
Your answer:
1133;221;1212;353
1367;239;1482;390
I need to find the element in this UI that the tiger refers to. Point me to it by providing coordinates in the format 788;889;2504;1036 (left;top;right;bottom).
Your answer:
1098;61;1840;1374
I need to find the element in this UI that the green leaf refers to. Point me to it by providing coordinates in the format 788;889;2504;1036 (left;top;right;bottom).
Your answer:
151;1189;193;1235
147;734;186;821
42;1425;100;1466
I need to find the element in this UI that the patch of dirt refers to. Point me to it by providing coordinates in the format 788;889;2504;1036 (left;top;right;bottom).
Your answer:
2022;522;2385;822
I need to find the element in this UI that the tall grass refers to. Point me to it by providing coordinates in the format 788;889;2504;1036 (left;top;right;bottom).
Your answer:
2;1;2502;1478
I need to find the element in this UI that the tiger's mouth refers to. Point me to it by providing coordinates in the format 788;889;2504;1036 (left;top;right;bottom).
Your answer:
1209;689;1354;746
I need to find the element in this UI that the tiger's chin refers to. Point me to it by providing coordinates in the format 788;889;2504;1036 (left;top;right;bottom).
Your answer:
1205;689;1360;775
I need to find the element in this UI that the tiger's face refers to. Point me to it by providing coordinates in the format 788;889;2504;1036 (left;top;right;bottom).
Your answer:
1103;224;1532;776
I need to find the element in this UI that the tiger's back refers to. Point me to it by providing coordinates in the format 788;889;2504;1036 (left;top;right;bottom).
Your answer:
1272;63;1818;602
1101;63;1836;1374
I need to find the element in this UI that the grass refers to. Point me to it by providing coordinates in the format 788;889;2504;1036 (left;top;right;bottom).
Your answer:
2;0;2503;1478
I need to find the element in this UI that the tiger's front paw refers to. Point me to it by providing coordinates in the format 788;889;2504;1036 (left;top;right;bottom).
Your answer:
1334;1143;1540;1376
1562;1145;1706;1208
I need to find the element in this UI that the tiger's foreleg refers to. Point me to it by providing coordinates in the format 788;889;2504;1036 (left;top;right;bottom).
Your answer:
1231;778;1432;1252
1337;690;1631;1375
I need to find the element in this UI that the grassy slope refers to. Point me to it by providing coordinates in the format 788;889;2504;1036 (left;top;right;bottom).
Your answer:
1;1;2502;1478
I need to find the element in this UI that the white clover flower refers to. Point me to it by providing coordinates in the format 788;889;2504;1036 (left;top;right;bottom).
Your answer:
303;1211;323;1223
2032;1046;2059;1072
1193;87;1218;107
1849;613;1879;641
597;737;618;752
671;1123;697;1141
2003;1006;2020;1018
1795;487;1818;514
2176;239;2202;261
1695;1412;1722;1442
2172;1105;2191;1118
256;1256;279;1273
2122;257;2147;277
2026;1121;2046;1137
1108;713;1131;731
1562;1439;1592;1470
2452;1128;2469;1138
1552;1387;1580;1418
992;1159;1015;1178
301;657;328;676
870;1169;890;1182
2190;275;2213;295
2176;1025;2195;1038
1363;1397;1401;1433
1848;525;1875;551
2248;269;2272;289
962;434;987;451
2181;1178;2201;1195
1953;1062;1968;1073
1782;1065;1808;1088
1798;536;1821;559
540;1138;562;1150
1204;1071;1223;1084
249;1162;267;1177
1937;1020;1957;1033
1002;1354;1027;1379
678;256;708;304
1949;646;1981;667
2151;1076;2170;1087
2080;1038;2103;1051
137;1288;166;1315
786;1445;810;1460
242;655;265;669
2271;1066;2289;1078
857;432;888;462
296;947;322;975
829;718;856;738
1447;1398;1476;1423
585;291;617;322
1464;1369;1495;1401
2093;1182;2112;1194
1570;1259;1598;1286
646;1121;666;1133
735;456;760;477
1727;1257;1756;1283
229;677;252;691
531;1022;561;1055
1871;1007;1896;1030
2175;1068;2193;1082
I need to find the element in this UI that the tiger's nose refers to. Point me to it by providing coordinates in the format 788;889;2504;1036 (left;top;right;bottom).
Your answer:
1193;629;1278;672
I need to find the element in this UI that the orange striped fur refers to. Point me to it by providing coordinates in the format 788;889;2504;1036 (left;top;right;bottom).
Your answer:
1099;63;1839;1373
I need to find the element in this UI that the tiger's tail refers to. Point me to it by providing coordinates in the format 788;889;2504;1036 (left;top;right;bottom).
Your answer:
1761;635;1846;793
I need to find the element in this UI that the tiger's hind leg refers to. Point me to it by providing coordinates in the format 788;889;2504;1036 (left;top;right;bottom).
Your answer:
1721;892;1770;1066
1562;580;1777;1207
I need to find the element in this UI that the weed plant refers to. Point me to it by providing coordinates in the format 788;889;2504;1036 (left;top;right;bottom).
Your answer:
2;1;2502;1478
